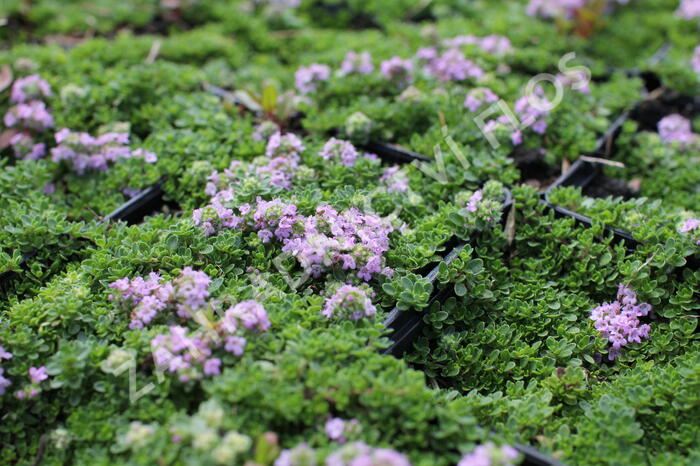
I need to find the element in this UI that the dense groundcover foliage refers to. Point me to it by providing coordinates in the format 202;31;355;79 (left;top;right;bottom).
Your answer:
1;1;699;465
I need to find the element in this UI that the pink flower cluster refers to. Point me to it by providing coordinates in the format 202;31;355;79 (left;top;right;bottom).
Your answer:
4;74;54;133
464;87;499;112
458;443;520;466
322;285;377;320
276;441;410;466
325;417;361;444
0;345;13;396
677;0;700;19
281;205;394;281
657;114;698;147
109;267;211;329
10;74;52;103
326;442;411;466
442;34;513;55
295;64;331;94
204;132;305;201
151;299;270;381
4;100;54;131
380;56;414;86
527;0;630;19
319;137;359;166
16;366;49;399
340;51;374;75
194;199;393;282
422;48;484;82
9;133;46;161
679;218;700;245
484;88;550;145
380;165;410;193
590;284;652;361
50;128;157;174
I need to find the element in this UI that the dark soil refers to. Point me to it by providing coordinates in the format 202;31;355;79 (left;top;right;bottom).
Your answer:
583;174;637;199
510;146;561;190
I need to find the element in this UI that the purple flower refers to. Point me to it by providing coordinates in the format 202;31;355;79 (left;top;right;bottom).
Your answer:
458;443;520;466
414;47;438;64
10;74;52;103
8;133;45;161
380;57;413;86
677;0;700;19
203;358;221;376
590;284;652;360
29;366;48;384
693;45;700;74
680;218;700;233
0;346;12;360
658;114;697;147
464;88;499;112
426;49;483;82
319;137;359;167
380;166;409;193
322;285;377;320
4;101;54;131
225;300;271;333
466;190;483;213
340;51;374;75
526;0;586;19
266;132;306;159
295;63;331;94
326;442;409;466
49;128;155;174
275;443;317;466
442;34;512;55
325;418;346;441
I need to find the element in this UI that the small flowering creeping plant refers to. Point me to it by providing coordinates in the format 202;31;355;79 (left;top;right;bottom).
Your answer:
204;132;305;199
319;137;360;167
109;267;212;329
51;128;157;174
340;51;374;75
423;48;484;82
379;165;410;193
276;441;410;466
322;285;377;320
10;74;52;103
380;57;413;86
110;269;269;381
590;284;652;360
9;133;45;161
464;87;499;112
16;366;49;399
295;63;331;94
451;180;507;238
324;417;361;444
4;74;54;131
3;100;54;130
458;442;521;466
194;199;394;282
442;34;513;55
